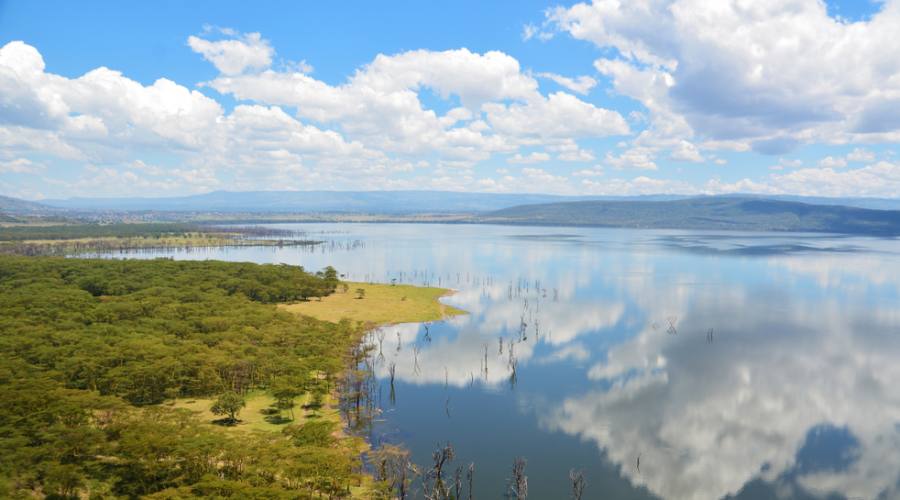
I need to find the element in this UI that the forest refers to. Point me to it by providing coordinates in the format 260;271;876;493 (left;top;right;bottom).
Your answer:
0;256;384;498
0;223;321;256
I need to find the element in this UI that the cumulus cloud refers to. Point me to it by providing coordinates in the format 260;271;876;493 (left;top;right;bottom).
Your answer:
0;158;43;174
0;40;223;151
1;37;622;197
508;152;551;164
605;147;658;170
485;91;629;139
5;14;900;199
187;31;273;75
547;0;900;155
847;147;875;163
207;47;628;159
536;72;597;95
767;161;900;197
0;40;398;197
818;156;847;169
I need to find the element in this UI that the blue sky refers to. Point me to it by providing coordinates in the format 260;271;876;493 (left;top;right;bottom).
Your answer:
1;0;898;199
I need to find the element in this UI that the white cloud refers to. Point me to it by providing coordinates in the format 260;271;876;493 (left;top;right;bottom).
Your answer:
485;91;629;139
187;31;273;75
670;140;703;162
581;175;699;195
508;152;551;164
536;72;597;95
0;40;224;152
548;0;900;156
0;158;43;174
768;161;900;197
205;46;626;162
0;40;405;197
847;147;875;163
551;140;596;162
605;147;658;170
818;155;848;169
572;165;604;177
522;22;554;42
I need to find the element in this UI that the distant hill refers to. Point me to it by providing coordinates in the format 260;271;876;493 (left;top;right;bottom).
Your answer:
0;195;57;215
481;197;900;235
745;194;900;211
38;190;900;213
41;190;672;213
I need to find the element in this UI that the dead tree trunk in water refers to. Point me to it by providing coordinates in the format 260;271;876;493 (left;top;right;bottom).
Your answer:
389;362;397;405
507;457;528;499
569;469;586;500
423;443;455;499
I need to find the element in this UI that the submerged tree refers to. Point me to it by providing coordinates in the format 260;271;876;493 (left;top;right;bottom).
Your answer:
423;442;455;499
372;444;417;499
569;469;586;500
507;457;527;499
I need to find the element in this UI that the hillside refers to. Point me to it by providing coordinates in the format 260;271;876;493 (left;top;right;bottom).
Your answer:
40;190;613;213
482;197;900;235
0;195;57;215
34;190;900;214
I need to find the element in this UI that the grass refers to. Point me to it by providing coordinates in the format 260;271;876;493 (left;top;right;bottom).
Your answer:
171;282;463;498
169;390;337;434
279;281;466;326
171;391;375;497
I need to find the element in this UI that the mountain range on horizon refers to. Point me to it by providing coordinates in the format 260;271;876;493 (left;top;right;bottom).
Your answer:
5;190;900;214
3;190;900;236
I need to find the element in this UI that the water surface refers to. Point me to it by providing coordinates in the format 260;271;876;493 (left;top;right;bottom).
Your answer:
92;224;900;499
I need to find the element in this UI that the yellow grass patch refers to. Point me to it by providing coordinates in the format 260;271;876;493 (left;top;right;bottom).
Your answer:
169;390;339;434
279;282;466;326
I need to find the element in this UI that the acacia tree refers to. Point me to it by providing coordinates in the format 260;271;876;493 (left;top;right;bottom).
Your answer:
210;391;246;424
272;385;301;420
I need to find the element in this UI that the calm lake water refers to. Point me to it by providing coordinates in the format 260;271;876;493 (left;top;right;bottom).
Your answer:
92;223;900;499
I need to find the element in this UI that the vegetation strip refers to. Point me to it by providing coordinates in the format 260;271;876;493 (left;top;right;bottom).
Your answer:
0;223;320;256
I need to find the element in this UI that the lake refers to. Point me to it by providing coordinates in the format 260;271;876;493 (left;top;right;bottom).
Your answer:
91;223;900;499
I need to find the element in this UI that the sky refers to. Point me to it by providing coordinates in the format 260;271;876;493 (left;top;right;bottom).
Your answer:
1;0;899;200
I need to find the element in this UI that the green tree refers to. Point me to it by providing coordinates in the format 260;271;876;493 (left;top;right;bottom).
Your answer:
210;392;246;424
272;385;300;421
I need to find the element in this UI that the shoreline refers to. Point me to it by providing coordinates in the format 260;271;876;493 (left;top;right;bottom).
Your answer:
280;280;468;496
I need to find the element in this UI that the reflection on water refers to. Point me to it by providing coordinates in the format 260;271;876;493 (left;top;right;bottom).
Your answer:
94;224;900;499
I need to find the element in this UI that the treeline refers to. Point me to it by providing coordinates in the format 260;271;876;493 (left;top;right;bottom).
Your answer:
0;256;373;498
0;223;204;241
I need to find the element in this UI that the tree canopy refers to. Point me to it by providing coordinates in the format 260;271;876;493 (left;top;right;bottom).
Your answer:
0;256;365;498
